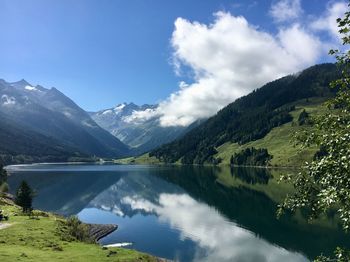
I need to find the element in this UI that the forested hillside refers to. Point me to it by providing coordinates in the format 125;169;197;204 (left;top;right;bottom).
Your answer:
149;64;339;164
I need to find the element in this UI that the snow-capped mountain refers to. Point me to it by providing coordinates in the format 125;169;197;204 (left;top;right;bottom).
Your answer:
0;79;129;160
91;103;187;154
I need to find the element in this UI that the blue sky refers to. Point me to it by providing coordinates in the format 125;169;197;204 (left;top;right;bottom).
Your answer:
0;0;345;113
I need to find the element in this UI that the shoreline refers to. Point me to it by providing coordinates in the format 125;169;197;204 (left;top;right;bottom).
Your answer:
0;194;169;261
0;194;118;243
0;197;161;261
5;161;303;172
87;224;118;242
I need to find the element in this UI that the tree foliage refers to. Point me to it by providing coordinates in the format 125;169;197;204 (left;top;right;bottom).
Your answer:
15;180;34;213
278;0;350;229
0;163;7;185
0;163;8;194
298;109;309;126
230;147;272;166
278;2;350;260
62;216;92;243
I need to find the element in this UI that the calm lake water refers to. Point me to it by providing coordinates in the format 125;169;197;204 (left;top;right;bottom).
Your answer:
6;164;350;262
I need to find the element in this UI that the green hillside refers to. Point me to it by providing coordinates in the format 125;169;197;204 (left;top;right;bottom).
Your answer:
148;64;339;166
216;97;327;167
129;97;325;167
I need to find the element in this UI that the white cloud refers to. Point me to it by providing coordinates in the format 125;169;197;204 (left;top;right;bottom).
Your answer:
130;12;322;127
122;108;159;124
278;24;324;63
269;0;302;23
310;1;348;41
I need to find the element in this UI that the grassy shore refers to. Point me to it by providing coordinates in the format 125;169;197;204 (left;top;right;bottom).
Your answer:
0;198;158;262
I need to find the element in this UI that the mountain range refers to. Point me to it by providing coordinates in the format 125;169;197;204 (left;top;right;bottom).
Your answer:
0;79;129;163
0;79;190;164
0;63;340;165
90;103;191;154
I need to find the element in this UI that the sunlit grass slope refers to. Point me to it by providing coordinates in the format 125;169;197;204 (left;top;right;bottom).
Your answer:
215;97;328;167
0;199;157;262
114;153;162;165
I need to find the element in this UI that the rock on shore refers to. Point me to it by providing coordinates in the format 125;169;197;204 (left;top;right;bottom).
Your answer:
87;223;118;242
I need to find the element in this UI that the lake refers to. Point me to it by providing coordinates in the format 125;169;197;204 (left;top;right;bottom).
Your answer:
6;164;350;262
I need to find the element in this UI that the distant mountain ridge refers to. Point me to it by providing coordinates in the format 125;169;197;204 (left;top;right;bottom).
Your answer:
0;79;129;163
91;103;189;154
91;102;157;142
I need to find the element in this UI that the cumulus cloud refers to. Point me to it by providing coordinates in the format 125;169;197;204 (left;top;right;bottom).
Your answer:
278;24;324;62
269;0;302;23
122;108;159;124
310;1;348;41
134;12;321;127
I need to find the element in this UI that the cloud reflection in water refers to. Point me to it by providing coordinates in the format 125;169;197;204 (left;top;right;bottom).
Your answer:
121;193;308;262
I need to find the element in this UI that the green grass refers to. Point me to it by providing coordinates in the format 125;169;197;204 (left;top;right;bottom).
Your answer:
115;153;162;165
215;97;328;167
0;200;158;262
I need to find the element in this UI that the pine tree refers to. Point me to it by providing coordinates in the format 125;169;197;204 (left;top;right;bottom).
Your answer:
0;164;7;185
15;181;34;213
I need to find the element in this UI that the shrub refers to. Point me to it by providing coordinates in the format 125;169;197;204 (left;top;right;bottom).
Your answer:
61;216;92;243
0;182;9;194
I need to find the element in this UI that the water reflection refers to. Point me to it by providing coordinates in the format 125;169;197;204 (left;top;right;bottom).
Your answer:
121;193;307;262
7;164;350;261
7;168;121;215
230;166;272;184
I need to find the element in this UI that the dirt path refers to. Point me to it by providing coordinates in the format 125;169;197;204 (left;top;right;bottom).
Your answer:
0;223;11;230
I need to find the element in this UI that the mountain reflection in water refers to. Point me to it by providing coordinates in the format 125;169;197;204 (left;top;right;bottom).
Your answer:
7;164;350;262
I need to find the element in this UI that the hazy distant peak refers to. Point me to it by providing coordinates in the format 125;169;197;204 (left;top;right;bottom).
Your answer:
11;79;31;88
116;102;139;111
9;80;48;94
140;104;157;110
49;87;60;92
35;85;48;92
114;103;126;112
124;102;136;106
91;99;187;154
